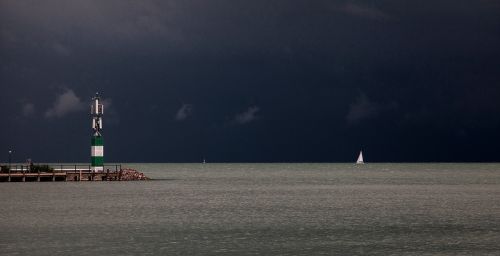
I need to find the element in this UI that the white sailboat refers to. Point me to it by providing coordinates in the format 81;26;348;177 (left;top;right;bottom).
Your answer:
356;151;364;164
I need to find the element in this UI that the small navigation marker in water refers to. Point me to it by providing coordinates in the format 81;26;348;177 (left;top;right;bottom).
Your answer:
91;92;104;172
356;150;364;164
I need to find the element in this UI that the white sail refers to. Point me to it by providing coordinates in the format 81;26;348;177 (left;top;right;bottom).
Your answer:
356;151;364;164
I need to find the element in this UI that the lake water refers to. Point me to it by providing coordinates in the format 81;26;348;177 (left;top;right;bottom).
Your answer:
1;163;500;255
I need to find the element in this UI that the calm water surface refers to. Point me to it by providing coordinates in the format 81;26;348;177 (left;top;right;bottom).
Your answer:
1;163;500;255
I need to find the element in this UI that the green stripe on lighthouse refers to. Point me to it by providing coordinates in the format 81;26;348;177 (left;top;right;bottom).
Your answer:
91;136;103;146
91;136;104;168
91;156;104;166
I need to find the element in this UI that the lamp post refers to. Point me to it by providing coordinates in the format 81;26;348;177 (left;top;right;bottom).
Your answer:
8;150;12;169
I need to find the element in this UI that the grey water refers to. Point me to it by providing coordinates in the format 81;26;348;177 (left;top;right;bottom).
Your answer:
1;163;500;255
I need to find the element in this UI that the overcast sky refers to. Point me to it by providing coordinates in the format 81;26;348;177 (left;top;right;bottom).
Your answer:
1;0;500;163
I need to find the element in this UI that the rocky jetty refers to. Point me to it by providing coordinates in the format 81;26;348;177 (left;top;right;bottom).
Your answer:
119;168;149;181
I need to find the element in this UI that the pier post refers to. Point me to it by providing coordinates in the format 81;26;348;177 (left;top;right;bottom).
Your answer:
79;169;82;182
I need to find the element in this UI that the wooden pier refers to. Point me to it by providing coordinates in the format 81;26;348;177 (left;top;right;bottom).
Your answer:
0;164;123;182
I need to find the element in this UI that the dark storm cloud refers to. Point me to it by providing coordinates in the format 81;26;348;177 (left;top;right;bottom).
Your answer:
0;0;394;55
234;106;260;125
22;102;35;117
51;42;72;57
44;89;85;118
1;0;500;162
100;98;119;126
175;104;193;121
346;93;380;124
338;2;390;20
346;92;398;125
1;1;177;38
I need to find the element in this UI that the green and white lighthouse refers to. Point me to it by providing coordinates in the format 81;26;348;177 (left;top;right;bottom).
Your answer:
91;92;104;172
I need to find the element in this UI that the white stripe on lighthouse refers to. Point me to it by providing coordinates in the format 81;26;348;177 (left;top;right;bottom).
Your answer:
91;146;104;157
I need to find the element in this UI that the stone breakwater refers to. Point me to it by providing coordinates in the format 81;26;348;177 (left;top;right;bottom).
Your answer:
119;168;149;181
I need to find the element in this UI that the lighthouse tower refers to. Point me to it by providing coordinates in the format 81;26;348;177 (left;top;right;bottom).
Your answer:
91;93;104;172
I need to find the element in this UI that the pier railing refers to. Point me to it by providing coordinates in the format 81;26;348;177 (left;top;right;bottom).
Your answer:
0;164;124;182
2;164;122;173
